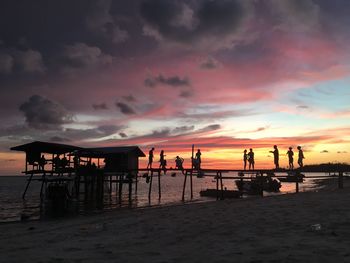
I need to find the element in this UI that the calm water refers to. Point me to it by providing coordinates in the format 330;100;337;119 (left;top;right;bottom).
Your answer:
0;172;335;223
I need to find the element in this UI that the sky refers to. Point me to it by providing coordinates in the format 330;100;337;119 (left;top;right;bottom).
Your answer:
0;0;350;174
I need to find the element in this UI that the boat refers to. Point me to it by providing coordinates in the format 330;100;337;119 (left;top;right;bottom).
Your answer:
278;171;305;182
200;189;241;198
235;176;281;195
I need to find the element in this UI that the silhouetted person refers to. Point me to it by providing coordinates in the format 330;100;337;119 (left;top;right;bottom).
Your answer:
286;147;294;170
243;149;248;170
159;150;167;174
195;149;202;170
297;146;304;168
53;154;61;171
73;155;80;169
61;156;69;168
175;156;184;174
248;148;255;170
38;155;46;170
147;147;155;169
269;145;279;169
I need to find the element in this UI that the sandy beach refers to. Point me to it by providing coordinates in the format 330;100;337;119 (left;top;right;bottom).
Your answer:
1;181;350;263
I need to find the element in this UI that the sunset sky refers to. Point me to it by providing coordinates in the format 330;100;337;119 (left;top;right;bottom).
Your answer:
0;0;350;174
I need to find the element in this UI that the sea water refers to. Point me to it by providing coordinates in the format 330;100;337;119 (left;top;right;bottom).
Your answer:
0;172;335;223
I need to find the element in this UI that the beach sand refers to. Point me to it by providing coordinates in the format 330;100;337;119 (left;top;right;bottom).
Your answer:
1;184;350;262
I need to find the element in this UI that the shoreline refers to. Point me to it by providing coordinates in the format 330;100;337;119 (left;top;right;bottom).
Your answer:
1;179;350;262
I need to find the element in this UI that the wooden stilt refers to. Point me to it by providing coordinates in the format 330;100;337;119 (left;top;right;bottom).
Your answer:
158;170;161;200
216;171;219;200
190;169;193;199
296;180;299;193
128;173;132;201
338;172;344;189
118;174;123;202
148;170;153;200
182;170;188;201
220;172;224;200
135;173;138;194
22;171;34;199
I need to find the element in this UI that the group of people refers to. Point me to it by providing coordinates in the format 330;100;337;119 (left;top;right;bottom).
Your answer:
146;147;202;173
243;145;305;170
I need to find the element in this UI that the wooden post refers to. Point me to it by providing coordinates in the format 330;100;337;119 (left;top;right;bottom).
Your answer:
135;172;138;194
109;174;113;193
22;171;34;199
260;172;264;197
220;172;224;200
296;180;299;193
128;173;132;201
182;170;188;201
338;172;344;189
158;170;161;200
216;172;219;200
190;169;193;199
148;170;153;200
118;174;123;202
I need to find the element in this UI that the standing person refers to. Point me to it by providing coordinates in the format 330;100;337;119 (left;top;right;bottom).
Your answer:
159;150;167;174
297;146;305;168
38;154;46;170
195;149;202;170
243;149;248;170
175;156;184;173
286;147;294;170
269;145;279;169
147;147;155;169
248;148;255;170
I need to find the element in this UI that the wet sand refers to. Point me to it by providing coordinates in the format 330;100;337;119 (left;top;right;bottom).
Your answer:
1;182;350;262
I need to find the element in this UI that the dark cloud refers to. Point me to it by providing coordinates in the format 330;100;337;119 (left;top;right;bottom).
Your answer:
19;95;73;130
144;74;190;87
122;95;137;102
337;151;347;154
119;132;128;138
197;124;221;133
172;125;195;134
297;105;309;109
320;150;329;153
179;90;194;98
200;57;220;69
64;124;122;140
140;0;245;49
92;103;109;110
0;52;14;74
116;102;136;115
50;136;71;142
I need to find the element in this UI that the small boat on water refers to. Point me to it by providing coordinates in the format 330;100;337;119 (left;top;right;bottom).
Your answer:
200;189;241;198
235;176;281;195
278;171;305;182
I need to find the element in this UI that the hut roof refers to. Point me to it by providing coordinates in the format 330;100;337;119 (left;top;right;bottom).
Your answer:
10;141;81;154
75;146;146;158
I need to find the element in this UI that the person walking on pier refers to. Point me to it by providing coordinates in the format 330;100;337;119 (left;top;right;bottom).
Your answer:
147;147;155;169
297;146;305;168
195;149;202;170
38;154;46;170
159;150;167;174
243;149;248;170
175;156;184;174
286;147;294;170
270;145;279;169
248;148;255;170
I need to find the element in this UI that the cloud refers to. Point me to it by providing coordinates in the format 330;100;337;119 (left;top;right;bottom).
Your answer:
197;124;221;133
15;49;46;73
116;102;136;115
297;105;309;109
119;132;128;138
61;42;112;70
320;150;329;153
64;124;122;140
122;95;137;102
179;89;194;98
85;0;129;43
200;56;221;69
144;74;190;87
337;151;347;154
172;125;195;134
50;136;70;142
140;0;246;50
0;52;14;74
19;95;73;130
92;103;108;110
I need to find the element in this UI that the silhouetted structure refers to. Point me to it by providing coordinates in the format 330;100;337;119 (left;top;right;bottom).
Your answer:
287;147;294;170
243;149;248;170
248;148;255;170
270;145;279;169
297;146;304;168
